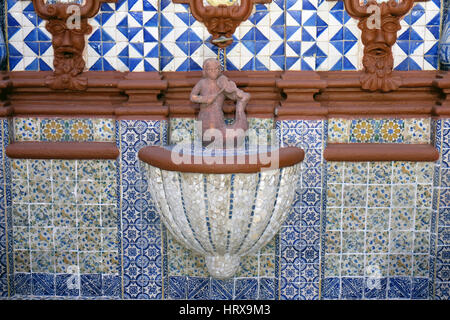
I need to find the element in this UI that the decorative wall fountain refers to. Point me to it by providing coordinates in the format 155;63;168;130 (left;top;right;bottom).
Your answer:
139;59;304;278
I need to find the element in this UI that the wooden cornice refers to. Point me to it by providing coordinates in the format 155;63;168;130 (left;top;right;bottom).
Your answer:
0;70;449;119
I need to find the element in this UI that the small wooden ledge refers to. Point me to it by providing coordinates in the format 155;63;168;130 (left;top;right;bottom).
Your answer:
6;142;119;160
324;143;439;162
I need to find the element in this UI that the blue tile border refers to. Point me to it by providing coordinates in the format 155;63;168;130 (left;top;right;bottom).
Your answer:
0;118;11;297
118;120;165;299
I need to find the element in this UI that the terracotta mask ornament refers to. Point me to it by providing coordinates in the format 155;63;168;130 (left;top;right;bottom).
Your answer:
32;0;116;90
174;0;271;48
343;0;420;92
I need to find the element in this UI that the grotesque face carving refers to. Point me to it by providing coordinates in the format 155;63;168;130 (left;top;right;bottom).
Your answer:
343;0;416;92
46;18;92;76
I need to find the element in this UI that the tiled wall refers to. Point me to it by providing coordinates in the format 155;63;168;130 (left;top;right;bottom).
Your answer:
434;119;450;300
0;114;449;299
4;0;441;71
0;119;12;297
0;0;449;301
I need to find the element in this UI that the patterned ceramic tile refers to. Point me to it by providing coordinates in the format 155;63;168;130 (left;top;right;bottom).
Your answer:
324;157;438;300
13;117;116;142
5;0;441;71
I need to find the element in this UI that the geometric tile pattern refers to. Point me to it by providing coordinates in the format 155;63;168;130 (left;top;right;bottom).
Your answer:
5;0;442;71
328;118;431;144
117;120;166;299
0;115;449;299
0;119;12;297
323;160;437;299
13;118;115;142
277;119;326;300
433;118;450;300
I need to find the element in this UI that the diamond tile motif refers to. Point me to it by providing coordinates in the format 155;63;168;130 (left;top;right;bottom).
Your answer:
5;0;441;71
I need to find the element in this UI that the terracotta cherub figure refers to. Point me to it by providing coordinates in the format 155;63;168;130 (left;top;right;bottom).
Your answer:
190;58;250;147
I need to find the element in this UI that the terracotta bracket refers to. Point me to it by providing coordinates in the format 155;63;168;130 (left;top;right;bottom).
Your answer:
173;0;271;48
432;72;450;117
332;0;428;92
30;0;117;91
276;71;328;119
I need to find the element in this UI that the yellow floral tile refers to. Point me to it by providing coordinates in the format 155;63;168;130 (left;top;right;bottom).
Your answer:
350;119;377;143
69;119;93;141
41;119;66;141
379;120;404;143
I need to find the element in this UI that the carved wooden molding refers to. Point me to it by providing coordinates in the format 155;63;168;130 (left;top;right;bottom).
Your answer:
173;0;271;48
1;70;448;119
337;0;427;92
6;141;119;159
31;0;117;91
324;143;439;162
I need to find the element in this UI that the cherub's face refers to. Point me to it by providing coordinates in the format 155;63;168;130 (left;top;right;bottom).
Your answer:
204;61;221;80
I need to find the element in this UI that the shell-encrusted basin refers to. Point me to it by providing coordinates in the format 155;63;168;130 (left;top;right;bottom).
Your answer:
139;145;304;279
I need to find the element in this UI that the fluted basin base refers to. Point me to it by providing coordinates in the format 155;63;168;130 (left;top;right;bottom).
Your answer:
139;145;304;279
205;255;241;279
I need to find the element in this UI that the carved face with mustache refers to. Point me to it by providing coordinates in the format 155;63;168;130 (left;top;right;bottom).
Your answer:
358;15;402;92
45;18;92;90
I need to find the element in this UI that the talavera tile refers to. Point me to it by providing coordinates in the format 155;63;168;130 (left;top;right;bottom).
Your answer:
325;207;341;231
343;185;366;207
389;255;412;276
368;162;392;184
391;208;414;231
366;232;389;253
324;254;340;277
341;208;365;230
366;208;389;231
392;162;416;184
378;120;404;143
344;163;368;184
340;254;365;276
367;185;391;208
342;231;364;253
328;119;350;143
14;118;40;141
